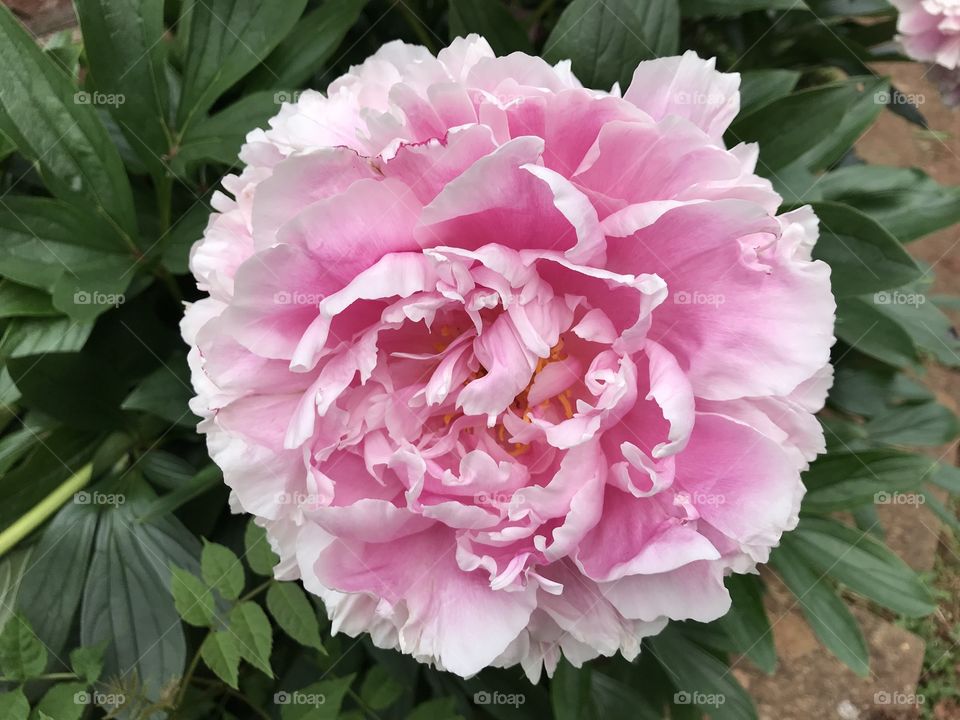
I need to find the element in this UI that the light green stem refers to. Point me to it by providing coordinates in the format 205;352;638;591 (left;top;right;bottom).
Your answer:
0;462;93;557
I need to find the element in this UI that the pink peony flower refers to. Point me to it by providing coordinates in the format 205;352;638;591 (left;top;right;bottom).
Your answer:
892;0;960;69
183;36;835;681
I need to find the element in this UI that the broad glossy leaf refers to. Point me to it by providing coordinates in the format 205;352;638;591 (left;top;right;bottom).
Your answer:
360;665;403;710
280;674;353;720
715;575;776;674
0;197;133;321
32;682;88;720
177;0;309;132
246;0;367;90
81;481;201;700
835;296;918;368
818;165;960;243
0;5;136;236
810;202;922;297
680;0;805;15
791;517;935;617
802;450;935;511
244;519;280;577
449;0;531;55
171;566;216;627
121;353;195;426
865;401;960;446
738;69;800;115
174;91;280;169
0;281;56;319
771;540;870;675
649;627;757;720
552;659;594;720
16;501;99;658
0;317;93;359
543;0;679;91
0;689;28;720
74;0;171;176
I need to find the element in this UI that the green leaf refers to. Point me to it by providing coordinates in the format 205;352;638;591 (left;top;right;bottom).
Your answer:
162;197;210;275
406;698;463;720
122;352;195;426
267;582;325;651
280;674;354;720
551;659;594;720
835;296;918;368
0;197;133;321
871;282;960;367
590;671;660;720
738;69;800;116
228;601;273;677
865;401;960;447
771;540;870;675
802;450;935;512
0;5;136;237
818;165;960;244
0;689;28;720
715;575;776;674
70;644;105;684
246;0;367;91
140;463;222;521
201;630;241;689
809;202;922;297
928;462;960;494
178;0;309;132
202;541;245;601
32;682;88;720
0;428;99;531
174;91;280;169
171;566;216;626
793;76;887;172
0;613;47;680
16;501;99;658
244;519;279;577
730;83;851;172
81;481;201;701
543;0;679;91
74;0;170;177
791;517;936;617
0;549;31;633
358;665;403;711
6;353;127;429
0;280;56;319
448;0;531;55
141;450;197;489
0;317;93;359
680;0;805;16
649;626;757;720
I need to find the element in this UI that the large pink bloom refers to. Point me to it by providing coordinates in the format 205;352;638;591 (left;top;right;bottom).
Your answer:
183;37;835;681
892;0;960;69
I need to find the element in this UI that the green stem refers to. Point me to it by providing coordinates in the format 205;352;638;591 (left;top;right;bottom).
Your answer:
0;672;78;682
0;463;93;558
174;642;204;709
526;0;555;27
238;580;272;603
